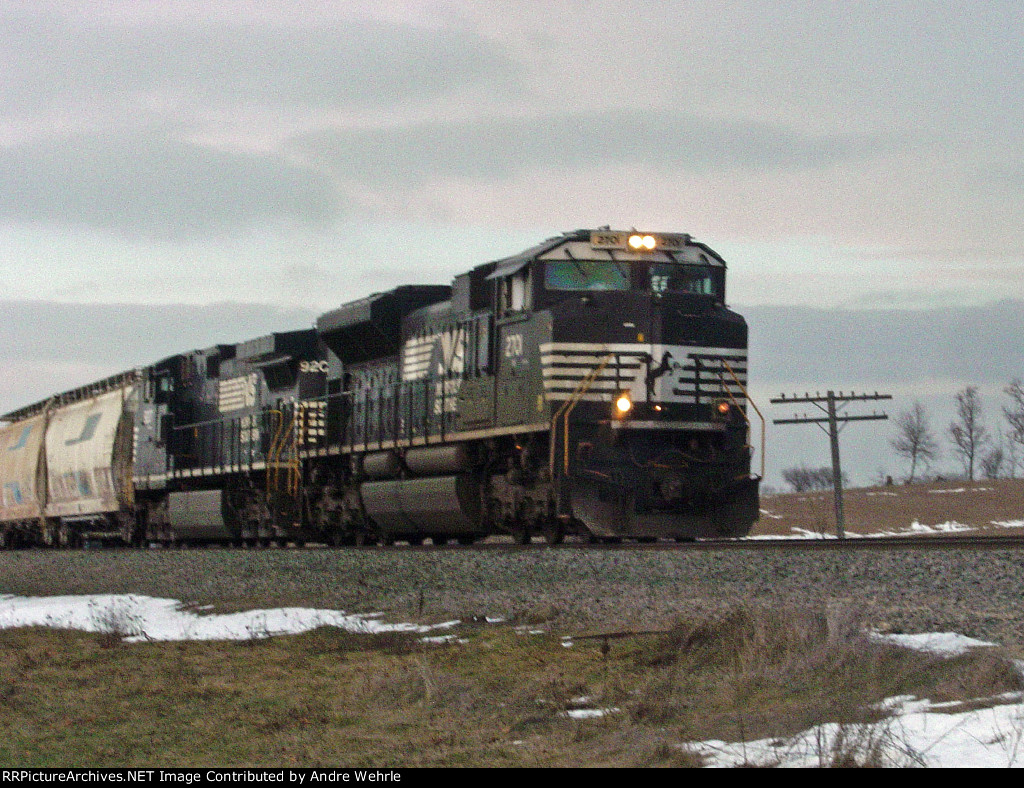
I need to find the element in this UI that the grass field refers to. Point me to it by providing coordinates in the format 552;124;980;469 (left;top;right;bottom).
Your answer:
1;603;1020;767
5;480;1024;766
755;478;1024;538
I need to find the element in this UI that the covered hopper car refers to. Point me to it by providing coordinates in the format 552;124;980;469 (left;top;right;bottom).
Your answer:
0;229;761;547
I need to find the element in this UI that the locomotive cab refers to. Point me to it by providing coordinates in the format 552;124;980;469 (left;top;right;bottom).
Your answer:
512;229;760;539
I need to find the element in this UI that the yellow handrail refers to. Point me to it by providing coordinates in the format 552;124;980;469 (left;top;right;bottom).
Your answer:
718;358;765;479
265;410;281;500
265;409;286;501
548;354;613;478
289;403;305;497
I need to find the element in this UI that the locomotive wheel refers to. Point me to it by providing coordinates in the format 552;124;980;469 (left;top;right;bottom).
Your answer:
510;520;531;545
456;535;478;546
541;519;564;546
406;535;424;546
432;536;448;547
58;523;77;549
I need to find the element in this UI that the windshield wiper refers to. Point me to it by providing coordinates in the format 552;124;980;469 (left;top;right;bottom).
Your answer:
563;246;589;283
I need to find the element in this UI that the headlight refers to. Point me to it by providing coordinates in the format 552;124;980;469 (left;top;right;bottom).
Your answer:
628;234;657;251
615;393;633;414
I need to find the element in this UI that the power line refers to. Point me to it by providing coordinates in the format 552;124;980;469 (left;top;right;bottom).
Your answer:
770;390;891;539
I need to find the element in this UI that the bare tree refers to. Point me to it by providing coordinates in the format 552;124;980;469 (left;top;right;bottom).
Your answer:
890;400;939;483
981;446;1005;479
1003;379;1024;477
782;466;816;492
1006;439;1021;479
948;386;989;481
782;465;847;492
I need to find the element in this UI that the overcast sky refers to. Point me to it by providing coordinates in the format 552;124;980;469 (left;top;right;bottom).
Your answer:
1;1;1022;486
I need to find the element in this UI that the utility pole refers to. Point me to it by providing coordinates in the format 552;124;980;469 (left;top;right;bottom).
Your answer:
771;391;891;539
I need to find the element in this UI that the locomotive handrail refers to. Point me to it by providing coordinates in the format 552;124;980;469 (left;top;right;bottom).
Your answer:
717;357;765;479
548;354;614;478
267;406;303;498
265;409;283;478
290;403;305;496
266;409;286;498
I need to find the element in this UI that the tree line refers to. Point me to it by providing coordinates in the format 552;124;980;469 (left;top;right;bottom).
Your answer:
778;381;1024;492
779;465;849;493
889;381;1024;483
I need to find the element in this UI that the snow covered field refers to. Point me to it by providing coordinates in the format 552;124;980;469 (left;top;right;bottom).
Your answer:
2;593;1023;767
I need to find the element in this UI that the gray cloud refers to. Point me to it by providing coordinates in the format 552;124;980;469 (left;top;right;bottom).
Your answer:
0;9;518;113
0;299;317;367
746;301;1024;388
15;298;1017;389
666;2;1024;143
0;300;313;415
299;110;888;187
0;134;336;237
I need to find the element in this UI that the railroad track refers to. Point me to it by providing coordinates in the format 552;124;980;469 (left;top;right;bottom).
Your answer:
6;528;1024;649
687;533;1024;550
322;532;1024;552
11;531;1024;553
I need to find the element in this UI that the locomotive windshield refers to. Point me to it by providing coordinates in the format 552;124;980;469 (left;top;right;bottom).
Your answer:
545;258;722;298
648;262;720;297
544;260;629;291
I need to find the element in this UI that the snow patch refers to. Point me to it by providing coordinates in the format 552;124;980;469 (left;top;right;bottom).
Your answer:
687;694;1024;768
565;707;620;720
906;520;973;534
0;594;460;642
872;631;997;657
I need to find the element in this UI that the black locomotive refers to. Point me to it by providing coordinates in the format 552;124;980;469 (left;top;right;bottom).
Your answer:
0;229;760;547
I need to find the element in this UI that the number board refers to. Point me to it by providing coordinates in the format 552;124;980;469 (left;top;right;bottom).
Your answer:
589;231;690;251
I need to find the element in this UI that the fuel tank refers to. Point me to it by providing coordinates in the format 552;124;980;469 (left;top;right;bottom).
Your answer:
167;489;234;540
360;474;481;537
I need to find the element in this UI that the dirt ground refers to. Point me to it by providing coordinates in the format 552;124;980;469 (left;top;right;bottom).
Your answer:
754;477;1024;538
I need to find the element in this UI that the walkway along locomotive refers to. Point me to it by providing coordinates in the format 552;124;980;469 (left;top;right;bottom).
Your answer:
0;229;761;547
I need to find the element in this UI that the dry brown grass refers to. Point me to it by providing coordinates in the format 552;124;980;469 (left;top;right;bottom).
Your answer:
755;478;1024;537
630;604;1021;743
0;602;1019;767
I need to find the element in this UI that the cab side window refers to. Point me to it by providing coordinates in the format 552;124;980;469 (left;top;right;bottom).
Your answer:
500;268;532;315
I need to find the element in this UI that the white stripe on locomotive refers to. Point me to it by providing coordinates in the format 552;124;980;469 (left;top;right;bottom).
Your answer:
539;342;747;404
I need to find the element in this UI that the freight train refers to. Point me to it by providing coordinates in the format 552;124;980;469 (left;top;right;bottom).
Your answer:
0;228;761;548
